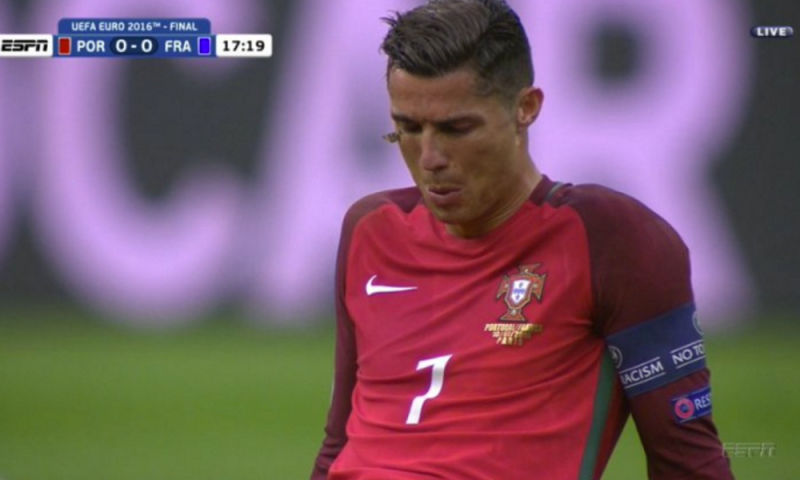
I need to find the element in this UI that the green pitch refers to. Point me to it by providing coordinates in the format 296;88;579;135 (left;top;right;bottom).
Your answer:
0;308;797;479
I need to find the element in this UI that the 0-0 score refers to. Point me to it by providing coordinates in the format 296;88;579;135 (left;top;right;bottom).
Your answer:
112;36;156;54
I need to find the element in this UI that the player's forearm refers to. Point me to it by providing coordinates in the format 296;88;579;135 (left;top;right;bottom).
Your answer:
630;370;734;479
310;434;346;480
309;352;354;479
673;456;735;480
310;283;357;478
645;454;734;480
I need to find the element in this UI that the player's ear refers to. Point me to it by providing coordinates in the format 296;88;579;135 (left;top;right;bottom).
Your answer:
516;87;543;129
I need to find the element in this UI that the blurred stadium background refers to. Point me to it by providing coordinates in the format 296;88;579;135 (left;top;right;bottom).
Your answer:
0;0;798;478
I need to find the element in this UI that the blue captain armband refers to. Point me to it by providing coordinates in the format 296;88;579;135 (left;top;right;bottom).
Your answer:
605;303;706;397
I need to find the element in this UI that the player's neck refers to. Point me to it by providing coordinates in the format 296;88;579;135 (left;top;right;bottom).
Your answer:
446;162;541;238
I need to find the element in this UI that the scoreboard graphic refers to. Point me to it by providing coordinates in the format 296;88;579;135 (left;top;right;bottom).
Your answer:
0;18;272;58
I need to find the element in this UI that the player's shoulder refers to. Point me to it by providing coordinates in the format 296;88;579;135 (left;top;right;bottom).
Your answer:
541;179;692;332
341;187;421;230
546;181;660;225
546;181;685;248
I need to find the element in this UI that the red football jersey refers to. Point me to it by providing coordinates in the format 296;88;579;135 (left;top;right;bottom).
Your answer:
311;176;733;479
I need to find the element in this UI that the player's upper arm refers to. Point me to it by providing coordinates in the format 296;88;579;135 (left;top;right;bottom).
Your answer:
563;184;733;479
310;189;420;479
310;198;370;479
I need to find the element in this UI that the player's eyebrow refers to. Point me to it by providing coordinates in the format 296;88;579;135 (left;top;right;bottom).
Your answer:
391;112;483;127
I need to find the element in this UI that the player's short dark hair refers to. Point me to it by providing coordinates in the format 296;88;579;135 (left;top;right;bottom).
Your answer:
380;0;534;103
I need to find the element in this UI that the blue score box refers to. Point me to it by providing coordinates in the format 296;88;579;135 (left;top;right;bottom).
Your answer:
198;36;211;56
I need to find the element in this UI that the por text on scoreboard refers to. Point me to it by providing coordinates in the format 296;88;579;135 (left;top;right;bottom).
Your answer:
0;18;272;58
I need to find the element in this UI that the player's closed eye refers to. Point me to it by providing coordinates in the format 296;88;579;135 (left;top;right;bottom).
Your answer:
382;120;476;143
438;122;474;136
399;121;423;134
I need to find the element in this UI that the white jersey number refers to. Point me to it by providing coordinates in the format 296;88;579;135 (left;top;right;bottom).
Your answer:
405;354;452;425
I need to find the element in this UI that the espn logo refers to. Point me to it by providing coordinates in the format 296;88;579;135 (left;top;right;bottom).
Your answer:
0;34;53;57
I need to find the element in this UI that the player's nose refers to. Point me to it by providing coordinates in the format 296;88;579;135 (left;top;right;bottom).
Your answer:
419;131;447;172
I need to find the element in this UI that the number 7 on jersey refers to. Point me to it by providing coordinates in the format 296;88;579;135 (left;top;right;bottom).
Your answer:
405;354;452;425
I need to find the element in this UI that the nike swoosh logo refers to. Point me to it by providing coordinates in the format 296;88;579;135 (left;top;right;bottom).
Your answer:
365;274;418;296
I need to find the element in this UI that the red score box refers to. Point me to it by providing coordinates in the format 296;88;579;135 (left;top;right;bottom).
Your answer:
58;37;71;55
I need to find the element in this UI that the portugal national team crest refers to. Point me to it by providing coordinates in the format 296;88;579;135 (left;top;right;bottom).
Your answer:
495;264;546;322
485;264;547;347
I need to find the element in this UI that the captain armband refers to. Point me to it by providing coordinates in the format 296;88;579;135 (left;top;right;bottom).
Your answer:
605;303;706;397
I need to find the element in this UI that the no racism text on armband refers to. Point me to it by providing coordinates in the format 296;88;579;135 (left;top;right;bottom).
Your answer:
605;303;706;397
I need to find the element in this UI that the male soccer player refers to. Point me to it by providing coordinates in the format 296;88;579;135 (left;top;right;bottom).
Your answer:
311;0;733;478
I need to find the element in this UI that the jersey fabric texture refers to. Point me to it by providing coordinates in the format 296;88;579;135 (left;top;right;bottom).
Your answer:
311;176;733;480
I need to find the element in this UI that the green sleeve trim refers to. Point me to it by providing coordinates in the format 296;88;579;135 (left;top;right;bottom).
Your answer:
578;352;616;480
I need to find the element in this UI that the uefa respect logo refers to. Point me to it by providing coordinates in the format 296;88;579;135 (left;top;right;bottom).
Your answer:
671;386;712;424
